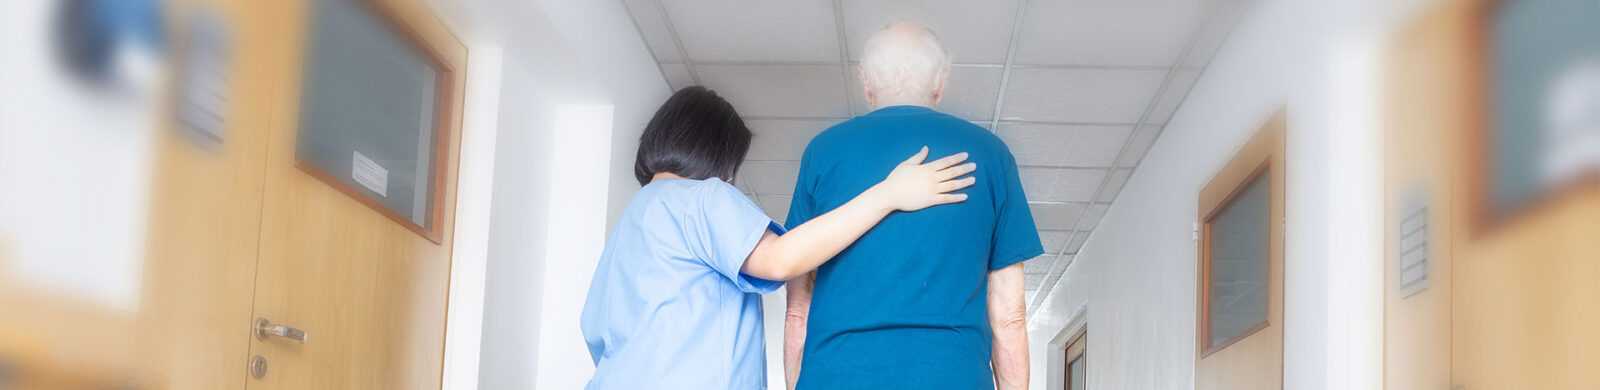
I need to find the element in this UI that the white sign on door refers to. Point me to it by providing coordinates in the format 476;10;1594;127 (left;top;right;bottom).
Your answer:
352;150;389;197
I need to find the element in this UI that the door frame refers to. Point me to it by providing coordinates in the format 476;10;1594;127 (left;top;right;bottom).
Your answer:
438;45;502;390
1047;304;1089;390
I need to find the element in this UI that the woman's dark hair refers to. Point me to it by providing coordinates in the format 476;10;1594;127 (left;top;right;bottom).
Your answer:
634;86;753;186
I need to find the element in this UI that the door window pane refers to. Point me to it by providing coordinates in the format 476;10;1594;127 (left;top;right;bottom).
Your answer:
296;0;441;230
1489;0;1600;214
1068;356;1085;390
1206;175;1270;348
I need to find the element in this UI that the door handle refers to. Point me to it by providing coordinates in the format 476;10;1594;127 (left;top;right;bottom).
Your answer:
255;318;308;343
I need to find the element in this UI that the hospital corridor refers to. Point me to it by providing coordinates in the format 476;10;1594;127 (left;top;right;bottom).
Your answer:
0;0;1595;389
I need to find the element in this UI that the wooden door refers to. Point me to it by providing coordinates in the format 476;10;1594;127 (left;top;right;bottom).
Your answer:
1063;330;1087;390
244;0;466;388
137;0;276;388
1385;0;1600;388
138;0;464;388
1193;113;1285;390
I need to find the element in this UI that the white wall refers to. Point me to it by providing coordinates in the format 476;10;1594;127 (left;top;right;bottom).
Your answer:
475;48;615;390
534;104;615;389
441;46;503;390
442;0;669;388
1024;0;1415;388
0;0;161;312
534;0;673;231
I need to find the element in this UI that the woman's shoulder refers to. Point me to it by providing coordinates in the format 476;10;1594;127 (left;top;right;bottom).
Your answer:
639;178;748;211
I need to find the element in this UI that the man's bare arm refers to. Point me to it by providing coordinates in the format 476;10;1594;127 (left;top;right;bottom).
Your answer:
784;272;815;390
988;263;1028;390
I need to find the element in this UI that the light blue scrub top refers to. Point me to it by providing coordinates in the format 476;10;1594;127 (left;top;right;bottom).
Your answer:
580;178;784;389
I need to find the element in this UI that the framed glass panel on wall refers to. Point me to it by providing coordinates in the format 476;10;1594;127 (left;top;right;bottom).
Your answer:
294;0;450;242
1199;172;1271;354
1481;0;1600;224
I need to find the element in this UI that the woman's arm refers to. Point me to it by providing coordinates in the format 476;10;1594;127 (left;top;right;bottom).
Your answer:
740;147;975;281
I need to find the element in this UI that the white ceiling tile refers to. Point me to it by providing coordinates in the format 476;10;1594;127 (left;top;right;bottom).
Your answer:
1028;201;1087;230
999;68;1166;123
1025;272;1046;290
758;195;793;225
696;64;851;118
747;119;838;161
1117;124;1163;167
660;0;840;62
848;66;870;116
1039;273;1062;294
1038;230;1073;254
1064;231;1089;254
1096;168;1133;202
997;123;1132;167
734;171;757;194
940;66;1004;121
848;65;1003;121
739;161;802;195
841;0;1020;64
1024;255;1055;275
1014;0;1205;66
1079;204;1109;229
1145;69;1201;124
1019;167;1107;203
1048;254;1075;273
623;0;683;63
661;63;696;91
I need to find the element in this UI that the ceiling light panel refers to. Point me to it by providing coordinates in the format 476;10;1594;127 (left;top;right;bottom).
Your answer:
1019;167;1108;203
738;160;803;195
997;123;1132;168
660;0;841;62
746;119;841;161
1028;202;1088;231
1013;0;1205;66
999;68;1167;123
696;64;852;118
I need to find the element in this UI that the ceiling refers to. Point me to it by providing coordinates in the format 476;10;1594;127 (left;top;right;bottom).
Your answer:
620;0;1245;311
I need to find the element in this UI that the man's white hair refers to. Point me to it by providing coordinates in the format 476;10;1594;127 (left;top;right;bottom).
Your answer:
860;20;951;104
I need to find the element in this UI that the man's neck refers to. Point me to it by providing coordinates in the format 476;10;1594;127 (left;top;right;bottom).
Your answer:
869;96;935;110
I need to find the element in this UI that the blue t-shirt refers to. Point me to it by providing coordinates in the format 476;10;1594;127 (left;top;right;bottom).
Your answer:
579;178;785;389
787;106;1043;389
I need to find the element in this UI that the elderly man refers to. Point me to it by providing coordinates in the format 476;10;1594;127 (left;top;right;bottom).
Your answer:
783;21;1040;390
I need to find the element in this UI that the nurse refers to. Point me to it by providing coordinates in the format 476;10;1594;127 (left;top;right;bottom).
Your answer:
579;86;976;389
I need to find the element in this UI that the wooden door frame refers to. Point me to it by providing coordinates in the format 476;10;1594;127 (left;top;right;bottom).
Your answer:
438;46;501;390
1192;109;1286;390
1063;328;1088;390
1047;304;1089;390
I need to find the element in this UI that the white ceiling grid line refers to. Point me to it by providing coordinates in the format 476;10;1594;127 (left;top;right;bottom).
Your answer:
649;0;700;85
987;0;1033;132
1026;0;1247;313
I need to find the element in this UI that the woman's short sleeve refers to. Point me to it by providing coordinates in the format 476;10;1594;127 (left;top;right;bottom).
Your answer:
684;179;786;293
